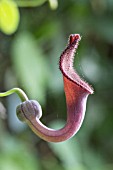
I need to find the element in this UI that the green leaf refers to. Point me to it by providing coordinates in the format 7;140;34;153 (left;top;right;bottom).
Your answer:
0;0;20;35
11;31;49;104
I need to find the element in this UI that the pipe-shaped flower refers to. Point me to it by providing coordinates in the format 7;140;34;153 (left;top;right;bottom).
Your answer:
16;34;94;142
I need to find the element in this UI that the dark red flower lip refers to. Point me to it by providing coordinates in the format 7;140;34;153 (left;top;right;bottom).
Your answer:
59;34;94;94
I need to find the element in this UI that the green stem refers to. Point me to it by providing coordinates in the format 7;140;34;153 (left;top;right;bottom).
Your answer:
0;88;28;102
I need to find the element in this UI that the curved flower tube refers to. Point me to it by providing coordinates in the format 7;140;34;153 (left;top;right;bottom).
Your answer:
0;34;94;142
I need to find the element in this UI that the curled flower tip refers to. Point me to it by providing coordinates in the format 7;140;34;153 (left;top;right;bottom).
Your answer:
69;34;81;45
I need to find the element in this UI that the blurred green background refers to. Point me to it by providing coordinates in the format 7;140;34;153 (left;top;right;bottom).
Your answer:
0;0;113;169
